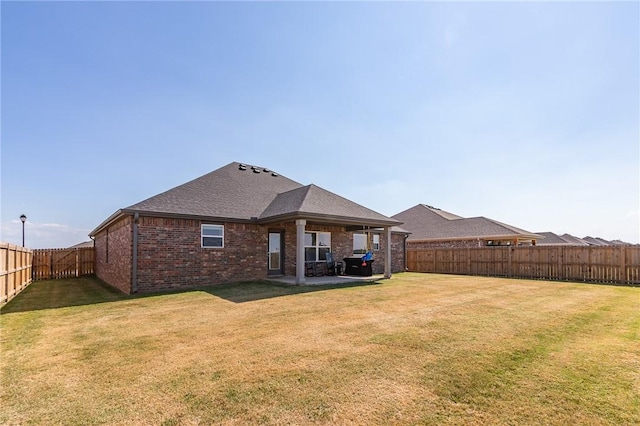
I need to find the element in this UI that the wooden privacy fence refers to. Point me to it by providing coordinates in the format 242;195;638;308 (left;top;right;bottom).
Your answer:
407;246;640;285
32;247;95;280
1;243;33;303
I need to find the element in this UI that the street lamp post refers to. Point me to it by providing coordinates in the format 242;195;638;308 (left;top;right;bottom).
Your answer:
20;214;27;247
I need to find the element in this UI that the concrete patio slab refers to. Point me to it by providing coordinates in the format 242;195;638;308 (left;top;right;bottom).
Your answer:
268;274;386;286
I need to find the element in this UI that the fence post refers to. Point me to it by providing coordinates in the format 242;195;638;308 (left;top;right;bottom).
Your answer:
620;246;626;284
3;245;9;303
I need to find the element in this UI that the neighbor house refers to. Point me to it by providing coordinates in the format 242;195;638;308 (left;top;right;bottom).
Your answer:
534;232;589;246
536;233;631;246
392;204;541;248
89;162;405;294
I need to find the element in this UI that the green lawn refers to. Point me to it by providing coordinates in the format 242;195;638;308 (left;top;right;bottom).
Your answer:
1;274;639;425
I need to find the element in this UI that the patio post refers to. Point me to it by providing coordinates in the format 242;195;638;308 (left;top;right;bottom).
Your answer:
295;219;306;284
384;226;392;279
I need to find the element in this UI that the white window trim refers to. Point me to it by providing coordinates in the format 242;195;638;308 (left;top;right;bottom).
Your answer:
353;232;368;255
373;234;380;251
201;224;224;248
305;231;331;262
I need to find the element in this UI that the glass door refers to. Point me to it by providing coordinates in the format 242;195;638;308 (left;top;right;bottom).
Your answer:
268;231;283;275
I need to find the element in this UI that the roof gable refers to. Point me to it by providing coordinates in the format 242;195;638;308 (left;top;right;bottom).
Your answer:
535;232;570;245
260;184;401;226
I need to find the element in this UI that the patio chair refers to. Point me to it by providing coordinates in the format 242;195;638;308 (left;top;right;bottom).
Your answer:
305;261;324;277
325;252;343;276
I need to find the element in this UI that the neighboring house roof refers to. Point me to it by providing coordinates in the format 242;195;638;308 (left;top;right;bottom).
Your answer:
90;162;400;236
582;236;612;246
392;204;540;242
534;232;571;245
535;232;591;246
559;234;590;246
69;241;94;249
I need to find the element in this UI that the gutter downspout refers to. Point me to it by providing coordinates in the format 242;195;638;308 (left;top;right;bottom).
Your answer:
132;212;139;294
403;234;409;272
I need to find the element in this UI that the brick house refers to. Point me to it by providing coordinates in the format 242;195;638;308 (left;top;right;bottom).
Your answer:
392;204;541;248
89;162;405;294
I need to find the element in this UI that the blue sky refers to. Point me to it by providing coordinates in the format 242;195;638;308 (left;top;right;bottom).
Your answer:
1;1;638;248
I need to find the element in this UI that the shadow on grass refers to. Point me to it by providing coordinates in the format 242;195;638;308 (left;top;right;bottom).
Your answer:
1;276;383;314
0;277;128;314
203;279;383;303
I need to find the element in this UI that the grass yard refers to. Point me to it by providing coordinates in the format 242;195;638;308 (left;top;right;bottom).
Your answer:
1;273;639;425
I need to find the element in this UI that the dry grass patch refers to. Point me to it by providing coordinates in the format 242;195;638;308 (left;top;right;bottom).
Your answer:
1;274;639;425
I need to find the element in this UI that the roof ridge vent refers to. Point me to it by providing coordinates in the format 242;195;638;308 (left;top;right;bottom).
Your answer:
238;164;247;170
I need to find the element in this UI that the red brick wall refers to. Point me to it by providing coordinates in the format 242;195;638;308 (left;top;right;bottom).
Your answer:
391;233;407;273
135;217;267;292
95;215;408;293
94;216;133;294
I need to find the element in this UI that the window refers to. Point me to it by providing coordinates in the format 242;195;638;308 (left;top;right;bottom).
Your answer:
305;231;331;262
373;234;380;251
202;224;224;248
353;233;368;255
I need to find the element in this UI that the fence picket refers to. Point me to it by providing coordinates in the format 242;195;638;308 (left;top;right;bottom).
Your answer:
32;247;95;280
407;246;640;286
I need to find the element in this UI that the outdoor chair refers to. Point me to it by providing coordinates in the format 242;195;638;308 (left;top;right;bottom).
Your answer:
305;262;315;277
325;252;343;276
305;261;324;277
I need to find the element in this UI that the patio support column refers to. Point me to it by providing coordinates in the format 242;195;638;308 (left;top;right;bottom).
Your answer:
384;226;392;279
295;219;306;285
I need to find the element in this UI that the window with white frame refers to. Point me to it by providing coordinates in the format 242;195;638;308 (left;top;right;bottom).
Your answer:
373;234;380;251
202;224;224;248
353;233;368;255
305;231;331;262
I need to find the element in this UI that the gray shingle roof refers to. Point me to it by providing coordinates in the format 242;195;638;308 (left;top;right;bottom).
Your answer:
91;162;400;235
392;204;540;241
535;232;595;246
559;234;589;246
260;184;400;226
583;236;612;246
125;162;303;220
535;232;570;245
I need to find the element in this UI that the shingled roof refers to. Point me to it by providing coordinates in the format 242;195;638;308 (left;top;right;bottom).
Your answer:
260;184;399;226
90;162;400;235
535;232;591;246
392;204;540;242
124;162;302;220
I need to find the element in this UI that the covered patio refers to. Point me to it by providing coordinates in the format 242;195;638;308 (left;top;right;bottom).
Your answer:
268;273;386;286
259;184;403;285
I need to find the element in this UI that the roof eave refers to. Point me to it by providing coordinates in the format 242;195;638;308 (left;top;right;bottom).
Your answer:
408;233;542;242
89;209;259;237
89;209;128;237
258;212;401;227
